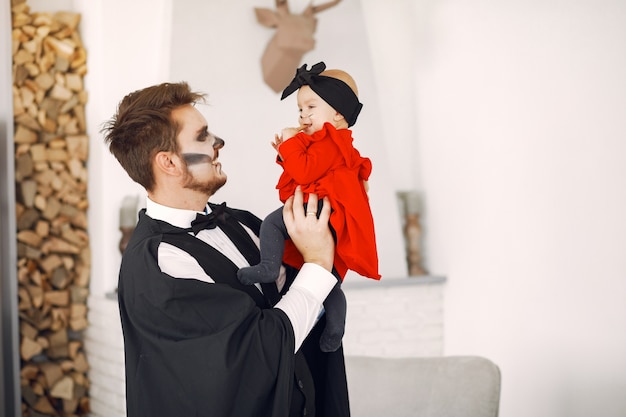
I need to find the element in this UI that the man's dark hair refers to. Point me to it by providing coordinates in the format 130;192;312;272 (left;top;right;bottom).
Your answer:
102;82;205;191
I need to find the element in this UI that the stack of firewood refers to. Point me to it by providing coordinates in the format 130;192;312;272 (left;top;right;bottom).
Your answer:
12;0;91;415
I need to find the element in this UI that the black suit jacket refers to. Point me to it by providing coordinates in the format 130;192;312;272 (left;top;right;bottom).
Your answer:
118;206;349;417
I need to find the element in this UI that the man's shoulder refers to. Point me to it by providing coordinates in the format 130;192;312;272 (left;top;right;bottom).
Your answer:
122;210;166;258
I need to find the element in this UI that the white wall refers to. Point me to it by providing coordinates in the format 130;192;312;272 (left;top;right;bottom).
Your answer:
70;0;171;296
414;1;626;416
360;0;423;191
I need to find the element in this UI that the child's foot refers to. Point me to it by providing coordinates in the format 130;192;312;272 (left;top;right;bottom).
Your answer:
237;263;280;285
319;327;344;352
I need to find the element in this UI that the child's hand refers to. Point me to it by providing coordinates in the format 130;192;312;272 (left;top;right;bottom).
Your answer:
271;133;285;160
271;133;283;150
281;127;301;140
272;127;302;158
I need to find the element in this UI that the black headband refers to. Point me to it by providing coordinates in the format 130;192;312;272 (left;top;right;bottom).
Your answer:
281;62;363;127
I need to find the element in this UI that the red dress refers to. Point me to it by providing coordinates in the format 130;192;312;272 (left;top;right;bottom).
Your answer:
276;123;381;280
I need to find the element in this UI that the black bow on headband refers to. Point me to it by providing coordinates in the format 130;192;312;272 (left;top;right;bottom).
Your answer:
280;62;327;100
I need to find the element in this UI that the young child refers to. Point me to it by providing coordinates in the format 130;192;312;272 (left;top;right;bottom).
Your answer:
238;61;381;352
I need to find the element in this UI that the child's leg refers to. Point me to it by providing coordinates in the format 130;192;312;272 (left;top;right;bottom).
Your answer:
237;206;288;285
319;278;347;353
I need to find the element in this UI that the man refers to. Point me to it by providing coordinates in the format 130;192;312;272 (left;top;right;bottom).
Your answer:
102;82;350;417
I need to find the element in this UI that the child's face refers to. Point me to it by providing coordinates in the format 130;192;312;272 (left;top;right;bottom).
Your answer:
296;85;341;135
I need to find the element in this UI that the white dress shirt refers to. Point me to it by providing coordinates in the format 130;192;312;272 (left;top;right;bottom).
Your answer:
145;197;336;351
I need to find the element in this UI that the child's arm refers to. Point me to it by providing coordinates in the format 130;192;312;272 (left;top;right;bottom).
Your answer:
271;127;302;160
278;136;336;185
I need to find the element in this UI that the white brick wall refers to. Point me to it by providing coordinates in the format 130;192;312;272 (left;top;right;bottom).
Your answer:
84;294;125;417
84;277;444;416
342;276;445;357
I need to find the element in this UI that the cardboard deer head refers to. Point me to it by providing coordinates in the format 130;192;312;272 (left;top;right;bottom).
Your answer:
255;0;342;93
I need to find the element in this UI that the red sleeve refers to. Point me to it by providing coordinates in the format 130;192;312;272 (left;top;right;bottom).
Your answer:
278;128;336;185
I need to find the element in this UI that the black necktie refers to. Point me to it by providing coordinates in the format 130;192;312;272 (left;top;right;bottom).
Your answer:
190;202;228;235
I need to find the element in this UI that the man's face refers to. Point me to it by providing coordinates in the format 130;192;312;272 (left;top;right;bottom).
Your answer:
171;104;227;195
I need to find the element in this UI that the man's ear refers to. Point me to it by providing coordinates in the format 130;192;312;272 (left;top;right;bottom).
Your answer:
154;151;182;176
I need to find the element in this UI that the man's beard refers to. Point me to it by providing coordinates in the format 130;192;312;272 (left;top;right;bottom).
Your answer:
182;169;226;195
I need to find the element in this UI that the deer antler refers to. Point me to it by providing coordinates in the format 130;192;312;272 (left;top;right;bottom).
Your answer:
311;0;341;14
275;0;289;12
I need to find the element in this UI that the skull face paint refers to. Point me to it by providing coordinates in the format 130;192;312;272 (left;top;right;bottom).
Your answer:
182;153;214;166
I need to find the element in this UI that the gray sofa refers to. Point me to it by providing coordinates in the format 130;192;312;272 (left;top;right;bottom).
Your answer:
345;355;501;417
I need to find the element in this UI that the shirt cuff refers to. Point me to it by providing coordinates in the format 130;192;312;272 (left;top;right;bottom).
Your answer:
290;262;337;301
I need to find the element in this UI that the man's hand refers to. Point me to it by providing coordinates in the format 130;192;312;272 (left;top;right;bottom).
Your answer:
283;187;334;272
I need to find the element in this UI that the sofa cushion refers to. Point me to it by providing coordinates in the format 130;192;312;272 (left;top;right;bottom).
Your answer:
345;355;501;417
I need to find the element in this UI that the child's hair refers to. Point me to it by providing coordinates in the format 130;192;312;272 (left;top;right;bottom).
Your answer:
320;69;359;97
